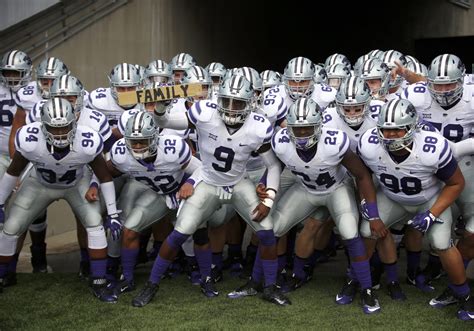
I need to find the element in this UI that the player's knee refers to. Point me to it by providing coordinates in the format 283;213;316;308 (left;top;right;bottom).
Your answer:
193;228;209;246
336;215;359;240
429;234;452;251
359;222;372;238
0;231;19;256
86;225;107;250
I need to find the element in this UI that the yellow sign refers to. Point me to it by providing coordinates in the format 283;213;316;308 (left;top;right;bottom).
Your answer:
117;83;204;106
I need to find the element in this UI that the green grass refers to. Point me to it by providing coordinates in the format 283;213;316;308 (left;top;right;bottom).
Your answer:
1;268;473;331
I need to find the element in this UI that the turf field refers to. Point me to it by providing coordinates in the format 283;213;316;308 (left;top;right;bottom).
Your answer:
1;254;473;330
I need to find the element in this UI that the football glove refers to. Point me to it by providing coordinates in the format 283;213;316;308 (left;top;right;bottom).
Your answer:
105;213;123;241
408;210;443;233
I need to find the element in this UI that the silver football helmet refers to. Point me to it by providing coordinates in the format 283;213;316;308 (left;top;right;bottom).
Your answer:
261;70;282;90
406;59;428;77
0;50;32;91
170;53;196;83
335;76;371;127
108;63;142;108
40;97;76;150
124;111;158;160
325;53;351;70
366;49;384;60
286;97;322;150
181;65;212;102
217;75;253;126
381;50;407;89
377;99;419;152
36;57;69;98
283;57;316;99
326;64;351;90
145;60;172;85
235;66;263;106
50;75;85;115
360;58;391;100
427;54;465;107
206;62;226;86
313;64;328;84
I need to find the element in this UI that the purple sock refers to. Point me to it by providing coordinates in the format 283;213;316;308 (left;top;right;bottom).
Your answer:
80;248;89;262
251;249;263;283
90;259;107;278
186;255;197;267
293;255;307;280
195;248;212;280
228;244;242;259
384;262;398;283
277;254;287;273
463;258;470;269
149;255;172;284
121;248;139;282
351;260;372;290
261;258;278;287
347;266;357;281
212;252;223;270
406;250;421;279
449;282;470;299
0;263;7;277
310;249;324;267
7;253;19;274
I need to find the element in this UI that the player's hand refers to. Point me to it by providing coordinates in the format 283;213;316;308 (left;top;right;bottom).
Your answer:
154;100;171;116
165;192;180;210
178;182;194;199
105;213;123;241
408;210;442;233
0;204;5;225
369;218;388;239
251;203;270;223
85;185;99;202
256;184;268;201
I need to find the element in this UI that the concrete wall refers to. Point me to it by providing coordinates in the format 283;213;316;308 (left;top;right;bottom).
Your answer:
0;0;59;31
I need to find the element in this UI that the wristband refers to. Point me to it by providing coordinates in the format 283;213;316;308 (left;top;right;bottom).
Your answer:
366;202;380;220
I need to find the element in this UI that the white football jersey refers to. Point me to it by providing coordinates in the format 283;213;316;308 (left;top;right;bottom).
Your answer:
15;122;103;188
386;86;403;101
14;81;41;112
272;127;349;195
27;100;112;141
88;87;136;128
358;128;454;205
110;135;192;194
166;98;195;140
0;85;17;155
188;100;273;186
322;100;383;152
264;83;336;111
403;82;474;142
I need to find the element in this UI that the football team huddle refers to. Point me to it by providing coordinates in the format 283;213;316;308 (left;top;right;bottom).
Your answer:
0;49;473;321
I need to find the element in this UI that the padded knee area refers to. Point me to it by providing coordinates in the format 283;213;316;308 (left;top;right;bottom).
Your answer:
193;228;209;246
86;226;107;250
0;231;19;256
167;230;189;250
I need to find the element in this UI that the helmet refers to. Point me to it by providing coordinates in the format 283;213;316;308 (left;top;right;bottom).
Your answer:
360;58;391;100
427;54;465;107
124;112;158;160
206;62;226;86
313;64;328;84
324;53;351;70
283;56;315;99
170;53;196;83
260;70;282;89
381;50;407;89
366;49;384;60
0;50;32;91
217;75;253;125
406;59;428;77
145;60;172;84
50;75;84;114
108;63;142;108
135;64;146;86
326;64;351;90
353;55;369;76
36;57;69;98
335;76;371;127
286;97;322;150
235;66;263;106
376;99;418;152
181;65;212;102
40;97;76;150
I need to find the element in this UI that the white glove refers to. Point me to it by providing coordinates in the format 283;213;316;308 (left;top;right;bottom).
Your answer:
217;186;234;201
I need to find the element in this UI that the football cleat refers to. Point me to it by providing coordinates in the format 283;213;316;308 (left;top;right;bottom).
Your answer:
90;277;118;303
457;296;474;321
132;281;159;307
188;269;201;286
286;273;306;292
229;262;243;277
114;276;136;295
78;261;90;280
276;272;290;293
262;284;292;306
211;265;223;283
387;281;407;301
31;244;48;273
336;279;359;305
429;287;458;308
406;274;435;292
200;276;219;297
227;279;262;299
361;288;381;314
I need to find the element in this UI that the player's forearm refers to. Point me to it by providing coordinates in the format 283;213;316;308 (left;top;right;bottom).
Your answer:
9;110;26;158
401;70;427;84
431;182;464;217
183;156;202;176
100;181;118;215
449;139;474;159
0;173;18;205
260;149;281;192
153;109;189;130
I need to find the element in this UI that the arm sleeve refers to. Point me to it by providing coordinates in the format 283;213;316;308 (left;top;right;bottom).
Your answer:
153;109;190;130
259;148;281;192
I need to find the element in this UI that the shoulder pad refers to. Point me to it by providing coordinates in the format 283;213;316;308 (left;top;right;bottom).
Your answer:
159;135;188;164
418;131;450;167
119;109;142;135
16;122;42;154
357;128;379;160
88;88;116;111
75;125;103;156
187;100;215;125
261;94;286;124
402;82;431;109
312;83;337;108
321;128;349;157
250;113;273;144
110;139;128;165
321;107;338;126
271;128;291;155
27;100;46;124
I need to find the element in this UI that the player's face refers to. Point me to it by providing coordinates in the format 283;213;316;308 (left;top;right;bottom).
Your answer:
292;126;314;138
365;79;381;93
130;138;149;150
194;85;209;101
288;79;311;90
2;69;21;79
328;78;342;90
144;102;155;112
39;78;54;92
342;105;364;118
150;76;169;84
381;128;407;139
211;76;221;86
45;124;73;137
173;70;185;83
432;82;458;93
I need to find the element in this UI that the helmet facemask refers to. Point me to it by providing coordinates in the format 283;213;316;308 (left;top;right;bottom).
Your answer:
336;102;368;127
125;136;158;160
42;121;76;150
427;80;463;107
288;124;321;150
0;69;30;91
217;96;250;126
284;78;314;99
